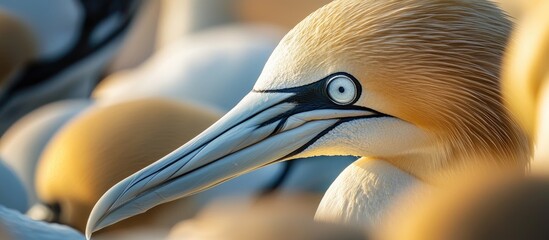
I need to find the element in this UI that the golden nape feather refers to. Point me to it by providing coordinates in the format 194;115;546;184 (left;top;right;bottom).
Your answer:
257;0;529;181
0;9;36;85
35;98;221;233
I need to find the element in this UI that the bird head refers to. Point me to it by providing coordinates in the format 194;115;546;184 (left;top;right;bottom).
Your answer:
35;99;220;232
86;0;529;237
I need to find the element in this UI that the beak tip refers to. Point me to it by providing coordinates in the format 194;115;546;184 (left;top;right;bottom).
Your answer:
85;214;100;240
85;225;94;240
86;212;113;240
85;231;92;240
86;195;115;239
86;175;137;238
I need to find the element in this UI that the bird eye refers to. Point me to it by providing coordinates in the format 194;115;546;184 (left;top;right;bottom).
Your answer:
326;75;358;105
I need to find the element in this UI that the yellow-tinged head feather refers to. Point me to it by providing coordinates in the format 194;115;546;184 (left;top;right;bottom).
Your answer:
256;0;529;180
36;98;221;232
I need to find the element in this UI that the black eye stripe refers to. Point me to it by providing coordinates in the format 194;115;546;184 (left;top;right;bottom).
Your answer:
253;72;362;105
253;72;378;129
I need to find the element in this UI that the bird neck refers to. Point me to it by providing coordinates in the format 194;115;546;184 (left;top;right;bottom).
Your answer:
386;115;531;184
314;158;430;229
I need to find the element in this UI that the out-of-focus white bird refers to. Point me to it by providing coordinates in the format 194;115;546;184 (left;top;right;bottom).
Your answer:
94;25;283;111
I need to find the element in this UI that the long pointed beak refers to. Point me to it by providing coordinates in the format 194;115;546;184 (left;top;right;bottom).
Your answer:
86;91;379;238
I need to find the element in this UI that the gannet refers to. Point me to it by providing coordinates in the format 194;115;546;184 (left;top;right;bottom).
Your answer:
0;99;91;207
86;0;529;236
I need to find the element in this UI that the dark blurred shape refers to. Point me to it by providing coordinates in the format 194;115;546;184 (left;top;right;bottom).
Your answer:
0;9;36;86
0;0;142;135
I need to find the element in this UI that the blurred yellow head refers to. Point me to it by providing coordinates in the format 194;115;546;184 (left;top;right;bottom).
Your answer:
36;98;220;232
383;173;549;240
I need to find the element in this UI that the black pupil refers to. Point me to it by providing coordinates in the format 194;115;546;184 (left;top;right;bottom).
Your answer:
338;86;345;93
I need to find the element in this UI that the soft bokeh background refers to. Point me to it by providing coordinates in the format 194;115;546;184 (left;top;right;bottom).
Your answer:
0;0;548;239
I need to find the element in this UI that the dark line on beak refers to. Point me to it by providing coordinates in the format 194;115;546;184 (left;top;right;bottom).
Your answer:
268;117;287;137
